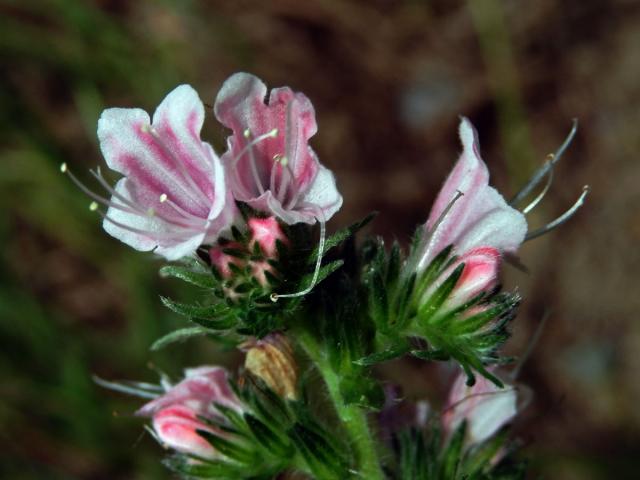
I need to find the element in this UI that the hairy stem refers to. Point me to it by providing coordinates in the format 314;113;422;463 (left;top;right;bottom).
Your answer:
298;332;385;480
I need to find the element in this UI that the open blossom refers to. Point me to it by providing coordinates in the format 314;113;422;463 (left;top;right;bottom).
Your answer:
96;84;237;260
137;366;243;459
442;370;517;446
214;72;343;225
415;118;527;272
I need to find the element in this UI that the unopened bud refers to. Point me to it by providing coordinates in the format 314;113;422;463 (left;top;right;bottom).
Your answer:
248;216;287;258
447;247;500;308
242;333;297;400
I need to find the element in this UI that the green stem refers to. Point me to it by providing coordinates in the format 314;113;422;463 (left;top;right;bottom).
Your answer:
298;332;385;480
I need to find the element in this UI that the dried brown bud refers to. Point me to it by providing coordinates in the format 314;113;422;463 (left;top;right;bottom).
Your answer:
242;333;297;400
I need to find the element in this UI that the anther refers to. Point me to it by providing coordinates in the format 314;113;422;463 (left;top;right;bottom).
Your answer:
60;163;67;173
159;193;168;203
89;201;99;211
147;208;156;217
243;128;251;139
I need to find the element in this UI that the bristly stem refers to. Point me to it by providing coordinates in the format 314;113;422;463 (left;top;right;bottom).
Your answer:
298;332;385;480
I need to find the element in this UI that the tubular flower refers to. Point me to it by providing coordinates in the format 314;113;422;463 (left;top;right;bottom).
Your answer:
214;72;343;225
94;84;237;260
137;366;243;459
442;370;517;447
415;118;527;272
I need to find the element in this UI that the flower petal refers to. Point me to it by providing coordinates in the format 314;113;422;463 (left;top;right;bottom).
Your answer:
98;85;214;218
417;118;526;270
300;164;344;222
102;178;207;260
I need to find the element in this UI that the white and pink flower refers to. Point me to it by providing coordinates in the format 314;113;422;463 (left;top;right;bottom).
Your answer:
137;366;243;460
442;370;517;447
214;72;343;225
94;84;237;260
415;118;527;273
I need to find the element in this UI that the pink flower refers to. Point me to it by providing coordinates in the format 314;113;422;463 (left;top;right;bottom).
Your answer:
248;216;287;258
442;370;517;446
415;118;527;272
424;247;500;310
138;366;243;459
95;84;237;260
214;72;342;225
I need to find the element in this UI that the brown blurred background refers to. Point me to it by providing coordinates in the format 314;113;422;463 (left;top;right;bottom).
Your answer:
1;0;638;478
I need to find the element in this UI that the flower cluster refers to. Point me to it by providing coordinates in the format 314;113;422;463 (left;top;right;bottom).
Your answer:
80;73;586;479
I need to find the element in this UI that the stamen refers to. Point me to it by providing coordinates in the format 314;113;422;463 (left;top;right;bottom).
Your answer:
89;201;99;211
510;119;578;206
232;129;278;197
522;163;554;215
524;185;590;241
271;209;326;302
144;126;210;206
414;190;465;272
60;162;68;173
159;193;168;203
279;101;297;205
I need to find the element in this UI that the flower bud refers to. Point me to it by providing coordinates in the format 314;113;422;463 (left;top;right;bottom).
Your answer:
138;366;244;459
422;247;500;311
447;247;500;309
442;370;517;446
248;216;287;258
242;333;297;400
152;405;219;459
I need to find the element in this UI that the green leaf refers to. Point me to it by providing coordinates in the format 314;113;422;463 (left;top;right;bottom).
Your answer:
197;430;255;464
150;326;211;351
159;265;217;288
354;343;409;366
159;297;236;329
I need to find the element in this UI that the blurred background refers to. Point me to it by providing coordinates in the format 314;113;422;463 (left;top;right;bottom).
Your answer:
1;0;638;478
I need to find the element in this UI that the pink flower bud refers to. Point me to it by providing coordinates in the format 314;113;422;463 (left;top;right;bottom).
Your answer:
442;370;517;446
248;216;287;258
447;247;500;309
138;366;244;459
152;405;219;459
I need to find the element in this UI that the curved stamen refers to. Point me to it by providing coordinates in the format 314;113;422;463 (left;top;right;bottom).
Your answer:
271;206;326;302
64;163;205;233
510;119;578;206
524;185;590;241
232;129;279;197
522;162;554;215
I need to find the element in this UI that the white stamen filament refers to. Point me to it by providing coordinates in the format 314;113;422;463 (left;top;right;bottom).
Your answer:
231;129;278;197
278;101;297;205
88;168;204;230
524;185;590;241
271;207;326;302
522;161;554;215
414;190;465;273
65;165;206;237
